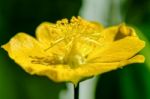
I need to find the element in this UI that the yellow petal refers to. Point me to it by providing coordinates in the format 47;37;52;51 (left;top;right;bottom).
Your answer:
88;37;145;63
1;33;53;69
74;55;144;84
36;22;53;48
36;22;65;47
98;23;137;45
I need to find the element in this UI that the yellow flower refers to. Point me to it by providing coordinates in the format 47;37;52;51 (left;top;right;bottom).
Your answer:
2;17;145;85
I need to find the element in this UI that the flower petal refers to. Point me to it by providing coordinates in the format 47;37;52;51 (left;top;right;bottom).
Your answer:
24;63;87;86
97;23;137;46
87;36;145;63
36;22;67;58
35;22;64;48
35;22;52;47
2;33;53;68
75;55;144;83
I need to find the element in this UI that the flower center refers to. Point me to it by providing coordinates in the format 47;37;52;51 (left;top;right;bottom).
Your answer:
64;53;85;68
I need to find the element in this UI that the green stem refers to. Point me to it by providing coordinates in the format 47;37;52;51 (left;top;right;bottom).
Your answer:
74;83;79;99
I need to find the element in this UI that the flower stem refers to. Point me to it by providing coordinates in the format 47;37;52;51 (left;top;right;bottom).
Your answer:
74;83;79;99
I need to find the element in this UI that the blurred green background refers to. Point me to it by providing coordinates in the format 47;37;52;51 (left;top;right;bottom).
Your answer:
0;0;150;99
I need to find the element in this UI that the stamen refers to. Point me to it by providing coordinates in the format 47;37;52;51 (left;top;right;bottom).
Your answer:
44;37;65;51
29;56;62;66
